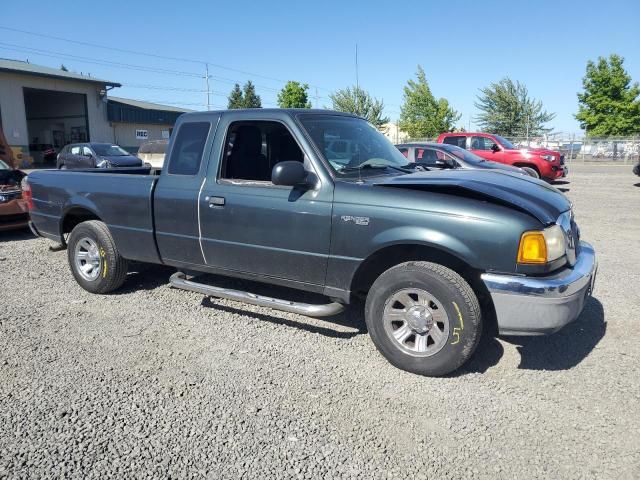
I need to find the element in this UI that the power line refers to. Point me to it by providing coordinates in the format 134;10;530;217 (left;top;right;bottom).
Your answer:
0;25;333;92
0;42;202;77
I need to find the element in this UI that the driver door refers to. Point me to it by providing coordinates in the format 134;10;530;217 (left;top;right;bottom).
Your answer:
470;136;503;163
198;114;334;287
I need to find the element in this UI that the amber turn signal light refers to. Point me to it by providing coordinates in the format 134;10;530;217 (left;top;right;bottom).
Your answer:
517;231;547;264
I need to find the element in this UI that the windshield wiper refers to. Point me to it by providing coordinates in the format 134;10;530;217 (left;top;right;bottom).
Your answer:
339;164;414;174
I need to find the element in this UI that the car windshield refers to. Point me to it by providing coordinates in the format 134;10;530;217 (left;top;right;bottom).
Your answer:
494;135;515;149
439;144;486;164
298;114;410;176
92;144;130;156
0;159;9;170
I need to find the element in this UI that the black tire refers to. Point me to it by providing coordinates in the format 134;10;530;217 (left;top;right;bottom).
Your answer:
365;261;482;377
67;220;128;294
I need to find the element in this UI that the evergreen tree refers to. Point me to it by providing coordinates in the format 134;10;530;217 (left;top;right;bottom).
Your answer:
475;77;555;136
399;66;460;138
227;83;244;109
242;81;262;108
329;86;388;128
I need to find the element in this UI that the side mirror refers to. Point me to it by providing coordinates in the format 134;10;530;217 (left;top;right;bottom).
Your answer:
272;161;310;187
491;144;501;153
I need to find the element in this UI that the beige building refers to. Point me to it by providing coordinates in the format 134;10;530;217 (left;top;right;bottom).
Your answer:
381;122;409;144
0;59;188;167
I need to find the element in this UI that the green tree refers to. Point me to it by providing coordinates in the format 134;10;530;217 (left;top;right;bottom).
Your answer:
242;81;262;108
575;54;640;136
277;81;312;108
227;83;244;109
399;66;460;138
329;86;389;128
475;77;555;136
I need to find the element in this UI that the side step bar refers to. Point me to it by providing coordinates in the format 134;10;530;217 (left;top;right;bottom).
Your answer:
169;271;345;318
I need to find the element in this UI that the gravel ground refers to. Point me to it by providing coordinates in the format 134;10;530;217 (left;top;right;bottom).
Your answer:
1;164;639;479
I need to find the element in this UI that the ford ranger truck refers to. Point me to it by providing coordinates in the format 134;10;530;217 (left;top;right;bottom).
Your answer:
437;132;567;182
25;109;597;377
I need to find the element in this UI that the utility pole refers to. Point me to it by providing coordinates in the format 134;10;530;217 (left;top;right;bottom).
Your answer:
315;87;319;109
205;63;211;111
525;114;530;146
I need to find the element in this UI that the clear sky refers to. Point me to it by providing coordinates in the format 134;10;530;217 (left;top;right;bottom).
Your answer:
2;0;639;135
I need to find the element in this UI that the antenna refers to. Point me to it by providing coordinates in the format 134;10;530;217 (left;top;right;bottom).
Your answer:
355;44;359;114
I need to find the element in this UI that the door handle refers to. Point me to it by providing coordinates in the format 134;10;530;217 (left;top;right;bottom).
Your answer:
206;196;225;207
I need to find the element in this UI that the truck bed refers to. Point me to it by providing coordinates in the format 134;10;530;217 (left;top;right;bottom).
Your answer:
27;168;162;264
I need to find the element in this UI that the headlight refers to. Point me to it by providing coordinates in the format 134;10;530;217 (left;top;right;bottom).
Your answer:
540;154;555;162
517;224;566;264
96;159;111;168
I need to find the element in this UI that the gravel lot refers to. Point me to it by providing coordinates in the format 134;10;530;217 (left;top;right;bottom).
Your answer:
1;164;639;479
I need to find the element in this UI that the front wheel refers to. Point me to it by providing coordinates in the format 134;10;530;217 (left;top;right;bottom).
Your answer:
67;220;129;294
365;261;482;377
520;166;539;178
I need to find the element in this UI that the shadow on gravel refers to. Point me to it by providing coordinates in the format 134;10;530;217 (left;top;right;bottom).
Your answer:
503;297;606;371
552;180;570;185
0;227;34;243
634;183;640;187
202;299;366;339
114;264;177;294
458;296;606;374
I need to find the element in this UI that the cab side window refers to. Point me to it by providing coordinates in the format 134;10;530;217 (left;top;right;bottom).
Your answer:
82;146;93;156
471;136;497;151
168;122;210;175
220;121;303;182
70;146;81;155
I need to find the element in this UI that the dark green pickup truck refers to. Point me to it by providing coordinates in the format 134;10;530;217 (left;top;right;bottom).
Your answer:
25;109;597;376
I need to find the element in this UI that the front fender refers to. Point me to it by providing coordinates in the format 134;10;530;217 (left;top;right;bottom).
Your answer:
367;225;480;268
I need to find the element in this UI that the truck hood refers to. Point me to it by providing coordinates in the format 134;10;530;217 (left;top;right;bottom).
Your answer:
372;169;570;224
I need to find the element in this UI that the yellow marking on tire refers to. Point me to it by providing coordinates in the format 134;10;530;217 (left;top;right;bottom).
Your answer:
99;247;108;278
451;301;464;345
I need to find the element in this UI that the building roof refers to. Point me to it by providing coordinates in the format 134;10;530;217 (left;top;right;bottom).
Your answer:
0;58;121;87
107;96;192;113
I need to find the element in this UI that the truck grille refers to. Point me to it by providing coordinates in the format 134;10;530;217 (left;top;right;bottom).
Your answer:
558;211;578;266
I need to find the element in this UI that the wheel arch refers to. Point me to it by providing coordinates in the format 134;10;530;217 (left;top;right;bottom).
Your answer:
60;205;103;245
350;242;497;335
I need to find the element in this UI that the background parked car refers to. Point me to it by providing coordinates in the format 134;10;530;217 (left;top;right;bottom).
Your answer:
436;132;567;181
56;143;143;169
137;140;168;169
28;143;58;165
395;142;535;177
0;159;28;231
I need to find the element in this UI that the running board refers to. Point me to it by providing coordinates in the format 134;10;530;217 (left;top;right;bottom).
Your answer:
169;271;345;318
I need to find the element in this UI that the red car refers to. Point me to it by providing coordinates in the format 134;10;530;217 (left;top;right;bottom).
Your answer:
0;159;29;231
436;132;567;181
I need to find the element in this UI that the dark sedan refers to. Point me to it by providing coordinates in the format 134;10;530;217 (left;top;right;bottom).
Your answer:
56;143;143;169
395;142;535;177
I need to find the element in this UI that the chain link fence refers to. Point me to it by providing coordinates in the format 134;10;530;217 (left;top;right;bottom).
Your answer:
505;136;640;164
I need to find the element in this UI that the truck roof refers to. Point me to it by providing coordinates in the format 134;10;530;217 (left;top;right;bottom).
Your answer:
179;108;361;119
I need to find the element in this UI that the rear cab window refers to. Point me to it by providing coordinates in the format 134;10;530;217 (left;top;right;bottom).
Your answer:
168;122;210;175
442;136;467;149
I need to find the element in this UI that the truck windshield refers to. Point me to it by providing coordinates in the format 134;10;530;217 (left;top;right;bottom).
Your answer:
494;135;516;149
92;144;130;156
298;114;410;176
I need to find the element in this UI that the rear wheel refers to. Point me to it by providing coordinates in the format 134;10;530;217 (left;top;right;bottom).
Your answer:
365;261;482;376
67;220;128;293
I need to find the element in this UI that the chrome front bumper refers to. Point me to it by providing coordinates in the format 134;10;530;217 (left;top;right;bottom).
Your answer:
481;241;597;336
